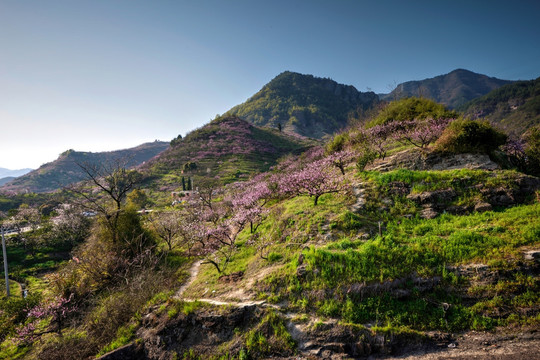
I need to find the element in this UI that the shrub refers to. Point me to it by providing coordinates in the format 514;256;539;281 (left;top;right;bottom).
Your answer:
434;119;507;154
369;97;457;127
326;133;348;154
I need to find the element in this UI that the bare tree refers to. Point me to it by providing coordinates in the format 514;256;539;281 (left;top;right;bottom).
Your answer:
68;159;141;243
147;211;183;251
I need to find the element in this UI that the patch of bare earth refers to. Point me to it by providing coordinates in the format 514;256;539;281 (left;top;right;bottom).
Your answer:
386;329;540;360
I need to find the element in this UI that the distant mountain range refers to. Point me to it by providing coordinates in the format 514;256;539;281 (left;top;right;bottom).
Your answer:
459;77;540;135
0;167;33;188
0;167;33;178
225;71;379;139
0;177;16;186
380;69;514;109
1;141;169;193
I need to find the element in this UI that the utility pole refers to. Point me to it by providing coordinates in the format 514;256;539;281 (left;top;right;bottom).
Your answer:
1;227;9;297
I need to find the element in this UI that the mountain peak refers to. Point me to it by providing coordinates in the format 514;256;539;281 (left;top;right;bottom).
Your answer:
383;69;513;108
225;72;379;139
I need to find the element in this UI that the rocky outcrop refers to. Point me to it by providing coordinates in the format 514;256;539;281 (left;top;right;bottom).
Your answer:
396;175;538;219
137;304;257;359
342;275;442;299
367;148;500;172
101;304;440;360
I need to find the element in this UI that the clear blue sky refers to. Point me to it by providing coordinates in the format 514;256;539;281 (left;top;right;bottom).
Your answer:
1;0;539;169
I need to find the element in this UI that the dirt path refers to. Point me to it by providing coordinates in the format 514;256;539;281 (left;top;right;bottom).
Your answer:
174;259;203;299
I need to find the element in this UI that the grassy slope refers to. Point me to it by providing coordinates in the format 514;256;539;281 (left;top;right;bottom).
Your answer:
140;116;317;204
185;168;540;338
2;155;539;358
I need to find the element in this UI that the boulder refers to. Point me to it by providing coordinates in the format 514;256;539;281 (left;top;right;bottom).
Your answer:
474;202;493;212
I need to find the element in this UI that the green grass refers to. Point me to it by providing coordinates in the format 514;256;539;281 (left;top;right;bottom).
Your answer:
97;322;139;356
243;311;296;358
360;168;523;193
4;242;70;282
261;202;540;331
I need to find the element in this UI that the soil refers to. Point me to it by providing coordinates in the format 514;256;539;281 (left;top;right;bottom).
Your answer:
381;329;540;360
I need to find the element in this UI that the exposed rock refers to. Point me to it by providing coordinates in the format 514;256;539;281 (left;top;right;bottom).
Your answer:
218;271;244;283
97;343;145;360
447;205;469;214
136;305;259;359
421;207;439;219
386;181;411;196
474;202;493;212
429;153;499;171
367;148;500;172
524;250;540;262
455;263;489;275
297;264;308;278
342;275;442;299
351;182;368;213
358;232;370;240
407;189;457;205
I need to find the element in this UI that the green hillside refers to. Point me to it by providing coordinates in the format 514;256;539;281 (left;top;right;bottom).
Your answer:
141;116;317;195
459;77;540;135
225;71;379;139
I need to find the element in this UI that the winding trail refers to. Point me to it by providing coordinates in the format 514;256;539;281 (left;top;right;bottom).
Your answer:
172;259;319;355
174;259;280;309
174;259;203;299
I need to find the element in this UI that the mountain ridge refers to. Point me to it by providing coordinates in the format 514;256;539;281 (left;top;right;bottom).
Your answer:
381;68;514;108
0;167;33;178
459;76;540;135
0;141;169;194
139;115;317;196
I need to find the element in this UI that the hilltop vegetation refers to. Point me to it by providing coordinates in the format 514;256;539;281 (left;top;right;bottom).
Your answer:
460;77;540;135
226;71;379;139
368;97;458;127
